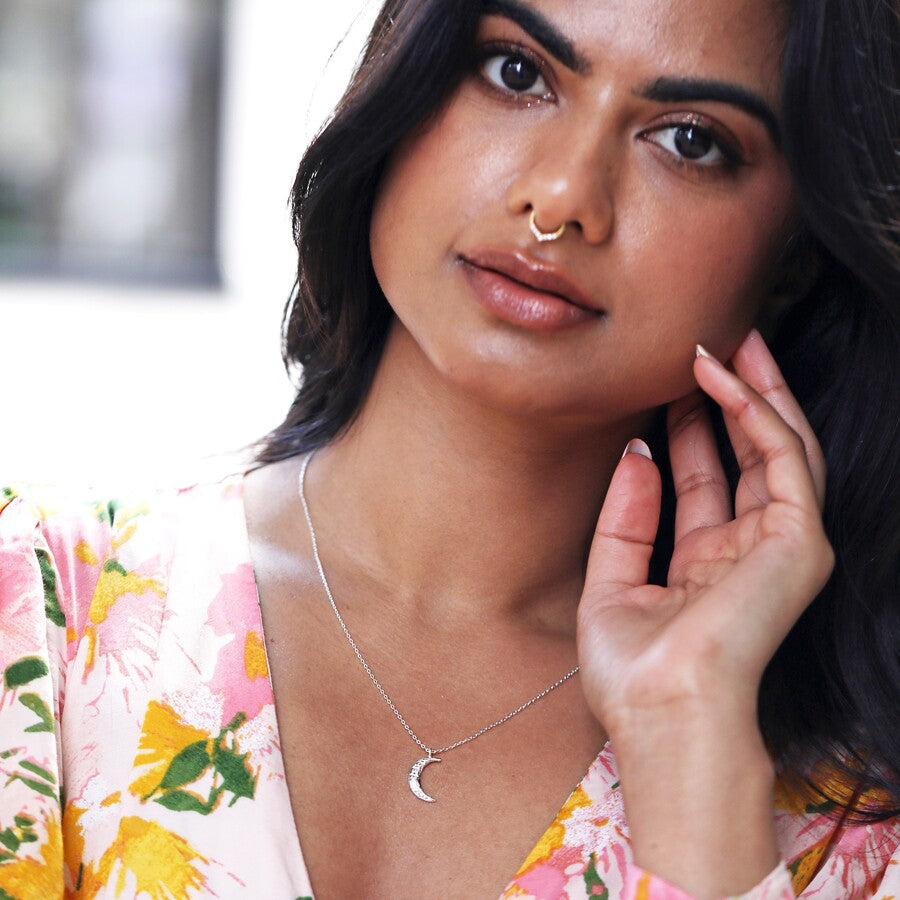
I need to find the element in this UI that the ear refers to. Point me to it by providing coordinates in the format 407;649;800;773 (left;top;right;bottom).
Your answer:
755;230;823;340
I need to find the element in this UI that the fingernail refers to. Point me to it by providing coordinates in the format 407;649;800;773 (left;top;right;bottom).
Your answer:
695;343;719;363
622;438;652;460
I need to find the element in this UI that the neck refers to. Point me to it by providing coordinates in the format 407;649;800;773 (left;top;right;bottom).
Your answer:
305;324;653;633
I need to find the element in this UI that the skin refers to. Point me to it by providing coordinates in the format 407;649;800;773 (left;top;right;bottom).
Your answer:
369;0;797;424
243;0;833;896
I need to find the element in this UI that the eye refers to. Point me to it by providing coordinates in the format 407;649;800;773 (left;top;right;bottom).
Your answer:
480;50;550;98
644;122;738;168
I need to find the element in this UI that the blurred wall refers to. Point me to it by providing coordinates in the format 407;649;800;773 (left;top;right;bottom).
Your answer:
0;1;375;488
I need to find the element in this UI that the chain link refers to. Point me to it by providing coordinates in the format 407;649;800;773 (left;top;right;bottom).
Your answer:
298;453;580;757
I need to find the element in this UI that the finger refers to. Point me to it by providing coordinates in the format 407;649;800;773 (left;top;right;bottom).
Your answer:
694;347;821;519
667;391;732;543
730;330;826;509
584;439;662;597
716;332;825;515
720;403;771;516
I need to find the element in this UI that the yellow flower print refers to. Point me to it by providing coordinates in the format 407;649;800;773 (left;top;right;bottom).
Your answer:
111;520;139;552
74;539;99;567
131;701;257;814
89;560;164;627
788;834;832;894
776;759;893;818
94;817;208;899
511;784;592;878
243;631;268;680
129;701;209;800
63;802;103;896
83;559;165;673
0;813;64;900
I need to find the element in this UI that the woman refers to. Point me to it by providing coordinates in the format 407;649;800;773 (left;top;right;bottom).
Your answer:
1;0;897;896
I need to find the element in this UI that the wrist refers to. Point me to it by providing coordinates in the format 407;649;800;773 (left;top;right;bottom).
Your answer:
610;705;779;898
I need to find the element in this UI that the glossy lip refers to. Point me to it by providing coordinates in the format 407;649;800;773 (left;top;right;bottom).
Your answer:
458;247;604;332
460;248;603;311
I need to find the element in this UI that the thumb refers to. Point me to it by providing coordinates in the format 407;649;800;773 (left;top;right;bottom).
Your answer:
584;439;661;599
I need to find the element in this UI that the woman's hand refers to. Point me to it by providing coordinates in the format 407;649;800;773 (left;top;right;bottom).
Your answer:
576;329;834;896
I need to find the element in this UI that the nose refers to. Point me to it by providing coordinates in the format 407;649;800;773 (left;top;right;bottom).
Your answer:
506;125;615;245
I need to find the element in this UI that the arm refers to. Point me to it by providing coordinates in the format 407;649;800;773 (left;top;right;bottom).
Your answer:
0;495;66;898
577;330;834;897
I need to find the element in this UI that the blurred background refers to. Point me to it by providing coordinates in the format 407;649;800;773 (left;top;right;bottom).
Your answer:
0;0;375;487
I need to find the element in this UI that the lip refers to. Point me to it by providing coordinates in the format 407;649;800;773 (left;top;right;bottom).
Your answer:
462;248;602;311
458;247;604;332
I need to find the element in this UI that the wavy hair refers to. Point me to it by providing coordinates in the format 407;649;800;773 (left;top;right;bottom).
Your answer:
256;0;900;819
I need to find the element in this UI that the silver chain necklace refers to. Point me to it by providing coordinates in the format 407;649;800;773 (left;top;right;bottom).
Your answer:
298;452;580;803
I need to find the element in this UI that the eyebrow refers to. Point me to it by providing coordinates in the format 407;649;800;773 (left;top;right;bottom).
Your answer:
479;1;782;147
637;77;782;146
481;0;591;74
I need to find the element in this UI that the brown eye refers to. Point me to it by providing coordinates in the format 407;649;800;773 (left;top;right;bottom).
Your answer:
482;52;549;97
500;55;540;91
645;123;730;167
673;125;714;160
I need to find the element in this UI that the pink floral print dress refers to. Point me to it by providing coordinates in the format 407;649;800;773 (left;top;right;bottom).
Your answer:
0;478;898;898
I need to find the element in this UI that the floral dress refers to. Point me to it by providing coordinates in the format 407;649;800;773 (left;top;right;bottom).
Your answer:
0;479;898;899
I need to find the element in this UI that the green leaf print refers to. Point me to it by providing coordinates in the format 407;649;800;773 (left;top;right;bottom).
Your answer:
583;852;609;899
212;745;256;806
0;829;20;853
94;499;120;524
102;559;128;577
144;711;258;813
18;760;54;783
223;711;247;732
805;798;837;815
155;790;217;815
3;657;49;690
10;776;55;800
35;548;66;628
157;741;211;792
18;693;54;733
0;820;36;856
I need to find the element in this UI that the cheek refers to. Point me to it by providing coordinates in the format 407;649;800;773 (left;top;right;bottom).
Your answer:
370;98;518;306
621;183;794;355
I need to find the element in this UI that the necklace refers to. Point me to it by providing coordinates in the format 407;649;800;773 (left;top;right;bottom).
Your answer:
298;453;580;803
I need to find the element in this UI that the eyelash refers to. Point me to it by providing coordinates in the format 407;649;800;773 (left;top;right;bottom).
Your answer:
475;41;553;103
473;40;746;178
639;116;745;177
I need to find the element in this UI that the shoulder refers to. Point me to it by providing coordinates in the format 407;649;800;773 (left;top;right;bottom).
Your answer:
0;477;246;649
0;484;118;675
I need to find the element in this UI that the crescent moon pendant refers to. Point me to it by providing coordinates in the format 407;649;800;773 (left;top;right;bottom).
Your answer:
408;755;441;802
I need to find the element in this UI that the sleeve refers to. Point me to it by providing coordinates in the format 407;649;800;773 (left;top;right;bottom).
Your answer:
0;495;67;898
622;823;900;899
622;862;795;899
0;489;109;899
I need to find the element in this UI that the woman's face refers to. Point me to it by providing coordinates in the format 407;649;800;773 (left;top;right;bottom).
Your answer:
369;0;796;423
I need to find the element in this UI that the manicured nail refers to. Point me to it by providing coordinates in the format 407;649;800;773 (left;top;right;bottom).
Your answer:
622;438;652;460
695;343;719;363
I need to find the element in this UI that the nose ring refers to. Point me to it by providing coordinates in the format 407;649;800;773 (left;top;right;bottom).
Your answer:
529;210;566;243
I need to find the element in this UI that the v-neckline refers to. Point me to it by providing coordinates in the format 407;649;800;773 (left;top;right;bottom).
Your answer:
234;470;619;898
